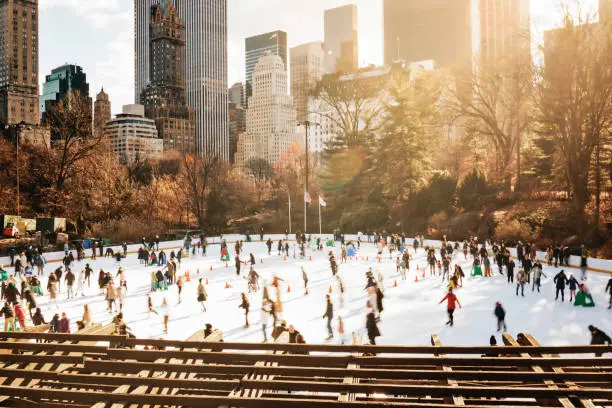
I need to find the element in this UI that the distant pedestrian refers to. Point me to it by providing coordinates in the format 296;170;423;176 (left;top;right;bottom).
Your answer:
323;294;334;340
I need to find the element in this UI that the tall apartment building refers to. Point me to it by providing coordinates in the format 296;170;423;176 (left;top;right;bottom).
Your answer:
104;104;163;164
228;82;244;163
290;42;324;123
39;64;90;122
93;87;111;140
0;0;39;125
383;0;473;72
479;0;531;72
324;5;358;74
245;30;287;100
135;0;229;159
235;52;297;167
141;1;195;152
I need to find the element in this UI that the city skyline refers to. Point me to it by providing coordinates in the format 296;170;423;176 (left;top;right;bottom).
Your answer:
37;0;599;115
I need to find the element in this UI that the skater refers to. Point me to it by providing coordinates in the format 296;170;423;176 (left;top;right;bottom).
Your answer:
338;316;346;345
116;285;125;312
494;302;507;332
177;275;183;303
322;294;334;340
32;308;47;326
23;289;37;318
516;269;527;297
606;277;612;309
588;325;611;357
568;274;579;302
554;270;568;302
65;268;75;299
82;304;91;326
365;301;380;345
76;270;85;296
261;300;271;342
58;312;70;334
531;262;546;293
1;302;15;331
197;278;207;311
239;293;250;328
439;287;461;327
301;267;309;295
106;282;117;313
507;257;515;283
580;244;588;280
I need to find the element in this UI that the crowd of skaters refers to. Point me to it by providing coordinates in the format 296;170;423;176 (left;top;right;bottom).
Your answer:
0;231;610;352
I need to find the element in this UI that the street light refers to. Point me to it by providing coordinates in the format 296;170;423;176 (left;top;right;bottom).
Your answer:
297;120;320;233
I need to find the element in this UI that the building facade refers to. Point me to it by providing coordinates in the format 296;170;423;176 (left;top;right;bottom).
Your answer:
134;0;160;104
141;1;195;152
39;64;90;122
228;82;244;163
94;87;111;140
324;5;358;74
479;0;531;72
245;30;287;101
235;52;297;167
383;0;473;72
135;0;229;159
228;82;244;106
290;42;324;123
0;0;39;126
174;0;228;159
104;104;162;164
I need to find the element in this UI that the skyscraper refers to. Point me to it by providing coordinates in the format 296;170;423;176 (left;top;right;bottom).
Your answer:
228;82;244;163
39;64;90;122
479;0;531;72
235;52;297;167
94;87;111;140
0;0;39;125
134;0;161;104
245;30;287;101
324;5;358;74
175;0;228;159
383;0;473;71
290;42;324;122
135;0;229;159
141;1;195;152
228;82;244;107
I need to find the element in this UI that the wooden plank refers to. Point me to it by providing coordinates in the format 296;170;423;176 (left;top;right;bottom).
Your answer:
431;334;464;406
0;332;125;343
523;334;597;408
98;348;612;367
502;333;574;408
81;360;612;382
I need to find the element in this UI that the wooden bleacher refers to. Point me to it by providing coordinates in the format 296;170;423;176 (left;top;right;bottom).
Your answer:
0;330;608;407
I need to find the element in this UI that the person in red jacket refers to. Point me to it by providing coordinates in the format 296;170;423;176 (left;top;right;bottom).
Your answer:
439;287;462;326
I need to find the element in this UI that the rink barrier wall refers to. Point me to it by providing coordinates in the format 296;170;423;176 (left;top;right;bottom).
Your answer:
0;234;610;275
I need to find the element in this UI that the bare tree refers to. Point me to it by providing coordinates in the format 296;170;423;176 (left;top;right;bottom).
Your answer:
536;11;612;233
445;57;533;191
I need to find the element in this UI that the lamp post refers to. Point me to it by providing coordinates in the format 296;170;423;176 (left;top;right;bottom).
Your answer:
298;120;320;233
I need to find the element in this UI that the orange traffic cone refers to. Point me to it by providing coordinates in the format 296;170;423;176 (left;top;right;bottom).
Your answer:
309;256;312;261
287;285;291;293
197;268;200;275
377;257;381;263
260;258;263;264
422;270;426;279
185;271;191;282
283;256;287;261
416;265;419;271
225;262;228;268
205;277;209;285
366;256;369;261
414;274;418;283
328;285;333;294
209;265;213;271
225;281;231;289
393;280;398;287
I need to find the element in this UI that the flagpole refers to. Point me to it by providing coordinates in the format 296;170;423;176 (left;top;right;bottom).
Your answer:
288;193;292;234
319;197;322;236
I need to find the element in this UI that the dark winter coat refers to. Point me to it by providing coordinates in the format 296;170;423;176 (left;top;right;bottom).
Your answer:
32;311;46;326
376;287;384;313
554;271;568;289
366;311;380;338
323;301;333;320
1;304;14;318
494;305;506;320
4;284;20;304
568;276;579;291
590;328;611;345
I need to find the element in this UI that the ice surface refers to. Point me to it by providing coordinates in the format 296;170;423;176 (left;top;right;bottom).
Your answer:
3;235;610;347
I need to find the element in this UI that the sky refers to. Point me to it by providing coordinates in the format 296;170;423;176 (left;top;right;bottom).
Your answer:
38;0;599;115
